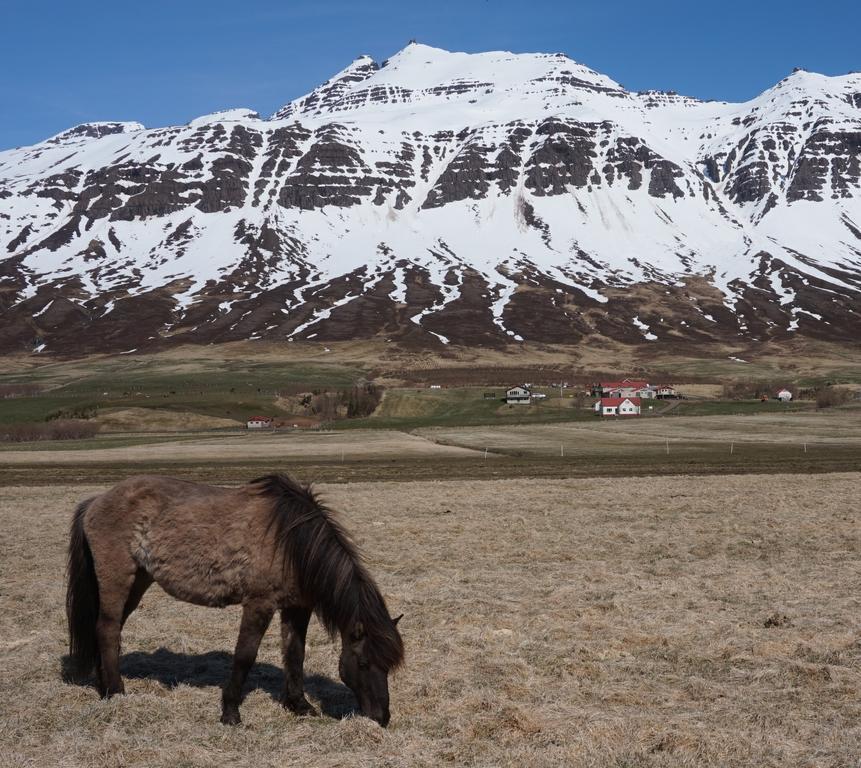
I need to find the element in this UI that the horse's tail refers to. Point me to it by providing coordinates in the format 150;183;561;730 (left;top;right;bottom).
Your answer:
66;497;100;679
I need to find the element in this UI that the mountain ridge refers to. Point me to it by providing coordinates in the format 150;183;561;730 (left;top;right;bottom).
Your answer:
1;43;859;355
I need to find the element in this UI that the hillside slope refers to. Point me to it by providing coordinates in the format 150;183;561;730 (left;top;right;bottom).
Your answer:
1;43;859;354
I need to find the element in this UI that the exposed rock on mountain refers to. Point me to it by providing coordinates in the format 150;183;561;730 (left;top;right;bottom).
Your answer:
1;44;859;354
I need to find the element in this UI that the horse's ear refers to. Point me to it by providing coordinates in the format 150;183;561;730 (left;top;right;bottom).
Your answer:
392;614;403;626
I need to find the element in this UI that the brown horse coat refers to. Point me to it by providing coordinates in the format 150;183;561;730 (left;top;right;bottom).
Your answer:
88;476;295;608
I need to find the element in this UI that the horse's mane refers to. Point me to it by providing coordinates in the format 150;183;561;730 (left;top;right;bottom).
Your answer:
251;474;404;670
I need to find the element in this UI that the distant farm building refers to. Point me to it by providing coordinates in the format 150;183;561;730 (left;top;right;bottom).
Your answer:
595;396;642;416
777;388;793;402
246;416;273;429
656;384;677;399
506;386;532;404
591;379;655;399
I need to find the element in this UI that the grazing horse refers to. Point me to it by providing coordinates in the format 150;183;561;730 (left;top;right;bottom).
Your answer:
66;474;404;726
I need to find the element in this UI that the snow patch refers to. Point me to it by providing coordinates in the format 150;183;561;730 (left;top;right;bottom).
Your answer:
632;315;658;341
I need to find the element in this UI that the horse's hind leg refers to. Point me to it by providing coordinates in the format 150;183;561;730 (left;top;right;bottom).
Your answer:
279;606;317;716
122;569;153;627
221;601;274;725
92;552;138;698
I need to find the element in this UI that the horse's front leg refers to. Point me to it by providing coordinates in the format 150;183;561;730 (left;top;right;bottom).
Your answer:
279;606;318;716
221;601;274;725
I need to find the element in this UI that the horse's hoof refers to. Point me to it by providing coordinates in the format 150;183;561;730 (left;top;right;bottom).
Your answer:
220;710;241;726
283;698;319;717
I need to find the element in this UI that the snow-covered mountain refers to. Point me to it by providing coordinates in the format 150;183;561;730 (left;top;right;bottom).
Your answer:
1;43;859;354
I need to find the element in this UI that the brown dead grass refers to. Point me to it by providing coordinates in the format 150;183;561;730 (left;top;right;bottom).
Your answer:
370;389;442;419
95;408;243;433
674;383;724;399
1;473;859;766
421;409;861;457
4;337;860;387
0;430;486;465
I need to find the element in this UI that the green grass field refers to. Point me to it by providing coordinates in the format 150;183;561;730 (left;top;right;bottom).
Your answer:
0;390;285;426
0;359;365;425
0;383;597;431
328;387;597;431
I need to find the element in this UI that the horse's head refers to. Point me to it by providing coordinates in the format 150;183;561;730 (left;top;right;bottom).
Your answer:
339;615;402;727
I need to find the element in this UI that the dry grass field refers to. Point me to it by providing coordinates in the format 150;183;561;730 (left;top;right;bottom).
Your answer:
2;409;859;487
3;337;860;388
0;430;485;466
94;408;243;433
2;474;859;767
420;409;861;457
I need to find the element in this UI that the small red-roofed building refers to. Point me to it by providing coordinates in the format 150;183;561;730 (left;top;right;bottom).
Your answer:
591;378;655;399
246;416;273;429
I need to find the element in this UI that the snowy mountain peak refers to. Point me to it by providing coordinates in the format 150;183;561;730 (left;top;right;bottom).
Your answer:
189;108;262;127
380;42;621;90
0;46;859;355
46;121;146;146
268;45;633;130
272;53;380;120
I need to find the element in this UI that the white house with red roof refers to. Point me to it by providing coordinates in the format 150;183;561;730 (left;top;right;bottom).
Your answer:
592;378;655;399
246;416;273;429
595;396;642;416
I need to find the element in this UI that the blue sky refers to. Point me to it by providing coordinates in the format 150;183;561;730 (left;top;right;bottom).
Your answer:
1;0;858;150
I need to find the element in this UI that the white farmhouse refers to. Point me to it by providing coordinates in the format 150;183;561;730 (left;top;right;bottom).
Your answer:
595;379;656;399
506;386;532;404
777;388;793;402
594;396;642;416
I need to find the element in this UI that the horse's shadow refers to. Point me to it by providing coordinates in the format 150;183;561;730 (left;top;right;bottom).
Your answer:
62;648;358;719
